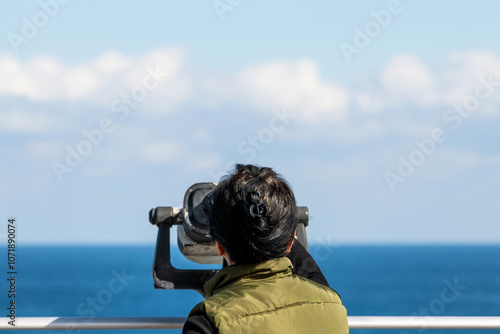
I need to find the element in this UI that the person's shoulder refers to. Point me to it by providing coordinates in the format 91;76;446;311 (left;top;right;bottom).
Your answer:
193;288;239;317
291;274;344;304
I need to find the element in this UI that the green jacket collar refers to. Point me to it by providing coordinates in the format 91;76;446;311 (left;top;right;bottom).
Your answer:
204;257;293;297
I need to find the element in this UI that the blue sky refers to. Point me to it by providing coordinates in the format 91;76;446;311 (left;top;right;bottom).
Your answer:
1;0;500;245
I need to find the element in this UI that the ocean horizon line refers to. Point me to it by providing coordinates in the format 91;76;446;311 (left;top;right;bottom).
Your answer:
15;242;500;247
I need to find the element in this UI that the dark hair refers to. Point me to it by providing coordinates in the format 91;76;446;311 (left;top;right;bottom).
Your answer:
209;164;297;265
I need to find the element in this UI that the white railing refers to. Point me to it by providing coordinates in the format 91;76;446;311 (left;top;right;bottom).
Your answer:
2;317;500;330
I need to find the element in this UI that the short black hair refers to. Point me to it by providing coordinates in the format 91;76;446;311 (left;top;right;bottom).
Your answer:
209;164;297;265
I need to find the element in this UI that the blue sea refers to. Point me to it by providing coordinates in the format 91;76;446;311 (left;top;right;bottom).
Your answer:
4;245;500;333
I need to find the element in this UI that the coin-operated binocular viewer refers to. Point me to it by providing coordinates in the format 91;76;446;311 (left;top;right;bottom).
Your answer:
149;182;309;296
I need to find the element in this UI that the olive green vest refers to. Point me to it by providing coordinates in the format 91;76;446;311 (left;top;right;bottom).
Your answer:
190;257;349;333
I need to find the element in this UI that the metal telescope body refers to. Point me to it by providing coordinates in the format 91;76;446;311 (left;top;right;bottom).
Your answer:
149;182;309;296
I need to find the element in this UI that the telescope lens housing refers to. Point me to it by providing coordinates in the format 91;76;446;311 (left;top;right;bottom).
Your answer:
182;183;216;243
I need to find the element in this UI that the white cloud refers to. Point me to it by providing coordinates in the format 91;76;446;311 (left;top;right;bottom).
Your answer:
354;51;500;122
61;67;103;101
141;141;181;163
380;54;440;105
92;51;131;75
0;48;189;106
415;148;500;179
444;51;500;87
1;50;351;123
237;60;350;123
441;51;500;116
0;110;64;134
2;49;500;144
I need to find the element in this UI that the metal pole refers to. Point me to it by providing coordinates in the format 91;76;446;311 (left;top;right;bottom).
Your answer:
348;316;500;329
1;317;186;330
2;316;500;330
